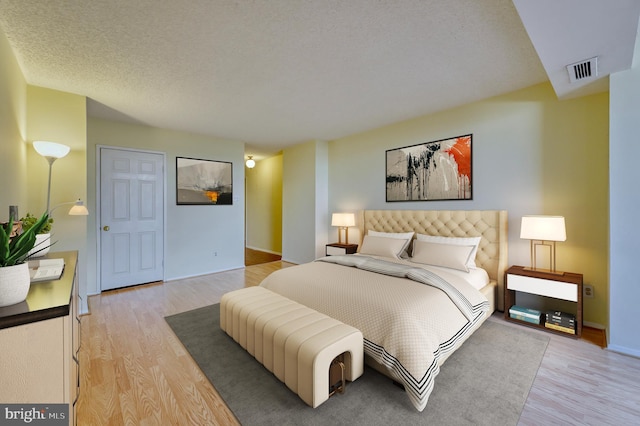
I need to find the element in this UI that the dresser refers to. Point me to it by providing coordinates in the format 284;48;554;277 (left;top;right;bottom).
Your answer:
0;251;80;425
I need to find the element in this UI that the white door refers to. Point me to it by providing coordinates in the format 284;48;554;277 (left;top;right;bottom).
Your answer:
100;148;164;291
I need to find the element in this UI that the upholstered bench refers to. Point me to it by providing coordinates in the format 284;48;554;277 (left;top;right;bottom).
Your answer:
220;286;364;408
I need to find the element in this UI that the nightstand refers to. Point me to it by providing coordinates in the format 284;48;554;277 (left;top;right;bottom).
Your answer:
505;265;583;337
325;243;358;256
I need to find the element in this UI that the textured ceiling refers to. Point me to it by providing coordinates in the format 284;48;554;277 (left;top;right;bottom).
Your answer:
0;1;637;158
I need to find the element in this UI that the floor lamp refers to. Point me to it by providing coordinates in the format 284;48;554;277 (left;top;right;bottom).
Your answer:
50;199;90;216
33;141;70;213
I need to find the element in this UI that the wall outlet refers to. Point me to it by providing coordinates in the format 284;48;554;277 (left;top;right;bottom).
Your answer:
214;251;218;257
584;284;594;298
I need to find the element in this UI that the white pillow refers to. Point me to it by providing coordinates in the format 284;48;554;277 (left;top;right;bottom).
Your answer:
415;234;481;268
359;235;409;259
367;230;414;258
410;240;474;272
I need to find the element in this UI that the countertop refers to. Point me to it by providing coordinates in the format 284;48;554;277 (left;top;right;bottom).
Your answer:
0;250;77;330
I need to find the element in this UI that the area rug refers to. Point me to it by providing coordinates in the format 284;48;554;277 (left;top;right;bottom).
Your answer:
165;304;549;426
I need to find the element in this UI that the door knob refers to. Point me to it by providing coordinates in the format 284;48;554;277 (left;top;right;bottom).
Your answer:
103;225;110;231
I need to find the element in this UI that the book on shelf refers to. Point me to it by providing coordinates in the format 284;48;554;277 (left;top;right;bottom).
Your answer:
545;311;575;327
510;312;541;325
547;317;575;328
28;258;65;282
546;310;575;320
545;322;576;335
509;305;542;320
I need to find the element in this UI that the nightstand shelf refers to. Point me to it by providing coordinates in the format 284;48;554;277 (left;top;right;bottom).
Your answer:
505;265;583;338
325;243;358;256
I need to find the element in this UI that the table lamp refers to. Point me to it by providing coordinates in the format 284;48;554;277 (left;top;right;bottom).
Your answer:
520;215;566;274
331;213;355;244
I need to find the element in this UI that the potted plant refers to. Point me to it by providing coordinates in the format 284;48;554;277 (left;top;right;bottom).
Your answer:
20;212;53;257
0;212;50;307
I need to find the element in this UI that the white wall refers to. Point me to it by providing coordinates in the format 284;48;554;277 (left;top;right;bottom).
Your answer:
609;48;640;356
314;142;329;259
282;140;329;263
86;118;245;307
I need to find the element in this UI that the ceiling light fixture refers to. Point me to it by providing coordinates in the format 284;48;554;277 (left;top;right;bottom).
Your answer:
245;156;256;169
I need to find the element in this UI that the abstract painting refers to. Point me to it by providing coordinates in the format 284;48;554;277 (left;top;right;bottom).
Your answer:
386;134;472;201
176;157;233;205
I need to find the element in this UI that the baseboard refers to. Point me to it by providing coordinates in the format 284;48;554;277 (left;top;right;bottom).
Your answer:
607;344;640;359
80;291;101;315
166;264;246;282
583;320;605;330
245;246;282;256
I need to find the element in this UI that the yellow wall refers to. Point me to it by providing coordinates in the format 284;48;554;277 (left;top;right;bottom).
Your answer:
245;154;283;254
540;90;609;326
0;28;28;213
26;86;87;216
25;85;88;308
0;36;88;252
1;31;89;310
329;83;609;327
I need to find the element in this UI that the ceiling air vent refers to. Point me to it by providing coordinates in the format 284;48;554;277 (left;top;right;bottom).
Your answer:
566;57;598;83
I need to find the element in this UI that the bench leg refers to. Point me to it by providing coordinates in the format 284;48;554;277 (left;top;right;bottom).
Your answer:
329;356;346;396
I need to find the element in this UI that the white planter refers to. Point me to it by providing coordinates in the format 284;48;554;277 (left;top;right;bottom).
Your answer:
0;263;31;307
28;233;51;258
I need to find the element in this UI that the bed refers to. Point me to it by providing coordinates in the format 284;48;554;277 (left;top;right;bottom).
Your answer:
260;209;508;411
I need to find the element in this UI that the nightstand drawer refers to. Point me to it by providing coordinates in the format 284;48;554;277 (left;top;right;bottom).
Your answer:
325;243;358;256
507;274;578;301
326;245;347;255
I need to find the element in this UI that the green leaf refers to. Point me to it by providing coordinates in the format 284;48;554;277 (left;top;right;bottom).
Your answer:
1;212;50;267
0;221;11;266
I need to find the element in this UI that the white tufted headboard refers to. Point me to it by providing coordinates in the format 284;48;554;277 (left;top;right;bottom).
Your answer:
357;210;508;311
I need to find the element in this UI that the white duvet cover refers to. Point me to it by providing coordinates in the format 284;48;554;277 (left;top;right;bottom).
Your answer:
260;254;490;411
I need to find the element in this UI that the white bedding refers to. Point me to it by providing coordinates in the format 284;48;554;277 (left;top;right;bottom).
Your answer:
362;252;491;290
260;254;490;411
407;261;490;290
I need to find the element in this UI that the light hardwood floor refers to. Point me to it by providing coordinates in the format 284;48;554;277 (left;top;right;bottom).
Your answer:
244;247;281;266
77;261;640;425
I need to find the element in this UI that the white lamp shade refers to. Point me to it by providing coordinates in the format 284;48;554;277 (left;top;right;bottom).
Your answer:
331;213;355;227
68;200;89;216
33;141;70;159
520;216;566;241
245;158;256;168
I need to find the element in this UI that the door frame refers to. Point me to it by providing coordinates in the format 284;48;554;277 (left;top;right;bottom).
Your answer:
96;145;167;291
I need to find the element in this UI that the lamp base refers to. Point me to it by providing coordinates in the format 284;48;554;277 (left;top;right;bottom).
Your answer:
337;227;349;245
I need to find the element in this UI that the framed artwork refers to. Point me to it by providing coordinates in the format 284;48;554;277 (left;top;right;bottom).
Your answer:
176;157;233;205
386;134;472;202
